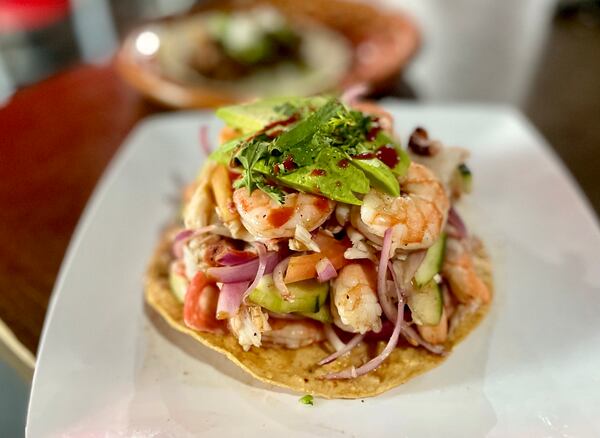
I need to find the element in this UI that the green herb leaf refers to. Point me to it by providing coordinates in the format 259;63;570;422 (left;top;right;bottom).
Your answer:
299;394;314;405
271;99;342;167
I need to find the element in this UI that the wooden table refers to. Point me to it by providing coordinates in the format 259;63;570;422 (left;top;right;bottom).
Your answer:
0;63;159;360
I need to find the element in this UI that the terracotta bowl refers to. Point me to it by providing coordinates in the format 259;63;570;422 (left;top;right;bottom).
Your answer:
115;0;420;108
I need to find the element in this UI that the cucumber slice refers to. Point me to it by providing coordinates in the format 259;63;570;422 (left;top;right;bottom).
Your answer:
407;280;443;326
169;263;189;303
299;303;332;323
248;274;329;314
414;233;447;287
457;163;472;193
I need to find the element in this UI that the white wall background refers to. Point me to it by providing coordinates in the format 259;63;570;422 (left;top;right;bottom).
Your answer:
382;0;557;105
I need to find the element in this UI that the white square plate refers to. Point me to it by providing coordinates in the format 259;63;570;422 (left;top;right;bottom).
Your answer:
27;103;600;437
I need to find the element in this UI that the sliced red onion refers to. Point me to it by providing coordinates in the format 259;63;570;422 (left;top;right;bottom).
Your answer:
316;257;337;282
382;261;405;322
447;206;467;239
401;324;446;356
325;290;405;379
272;257;292;300
323;324;345;352
199;125;212;156
341;83;369;104
377;228;396;321
318;334;364;366
215;249;257;266
242;242;267;301
172;226;216;259
216;281;249;320
206;251;279;283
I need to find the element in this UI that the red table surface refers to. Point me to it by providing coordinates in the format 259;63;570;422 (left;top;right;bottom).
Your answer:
0;63;158;355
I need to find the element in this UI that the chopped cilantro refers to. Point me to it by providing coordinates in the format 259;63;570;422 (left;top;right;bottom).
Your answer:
299;394;314;405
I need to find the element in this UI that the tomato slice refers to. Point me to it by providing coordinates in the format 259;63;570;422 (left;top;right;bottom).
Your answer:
183;272;223;333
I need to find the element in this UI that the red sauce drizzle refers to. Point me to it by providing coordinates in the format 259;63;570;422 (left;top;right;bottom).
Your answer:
376;145;399;168
228;170;242;181
353;152;375;160
282;156;296;171
314;196;330;212
247;113;299;141
263;113;299;131
268;207;294;227
311;168;327;176
338;159;349;168
366;117;382;141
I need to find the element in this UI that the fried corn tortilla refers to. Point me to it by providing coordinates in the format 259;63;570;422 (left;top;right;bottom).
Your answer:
145;230;493;399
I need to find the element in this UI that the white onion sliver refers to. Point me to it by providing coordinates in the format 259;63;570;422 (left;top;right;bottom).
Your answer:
325;294;405;379
377;228;396;321
272;257;292;300
323;324;345;352
242;242;267;301
318;334;364;366
403;250;427;285
316;257;337;282
294;225;320;252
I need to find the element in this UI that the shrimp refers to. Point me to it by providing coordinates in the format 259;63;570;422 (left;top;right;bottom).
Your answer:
184;162;218;229
417;308;448;345
228;304;271;351
358;162;449;251
331;263;382;334
262;319;324;349
442;237;490;304
232;187;335;239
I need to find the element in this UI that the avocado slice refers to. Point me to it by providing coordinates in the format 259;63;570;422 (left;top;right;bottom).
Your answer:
216;96;328;134
248;274;329;314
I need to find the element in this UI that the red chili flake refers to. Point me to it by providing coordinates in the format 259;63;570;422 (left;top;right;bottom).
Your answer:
282;156;296;171
273;164;280;175
376;145;399;168
311;168;327;176
338;159;349;168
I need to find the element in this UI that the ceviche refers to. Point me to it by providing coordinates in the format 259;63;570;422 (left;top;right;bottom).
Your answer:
146;95;492;398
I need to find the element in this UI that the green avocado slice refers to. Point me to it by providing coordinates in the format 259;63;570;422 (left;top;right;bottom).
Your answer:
216;96;328;134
